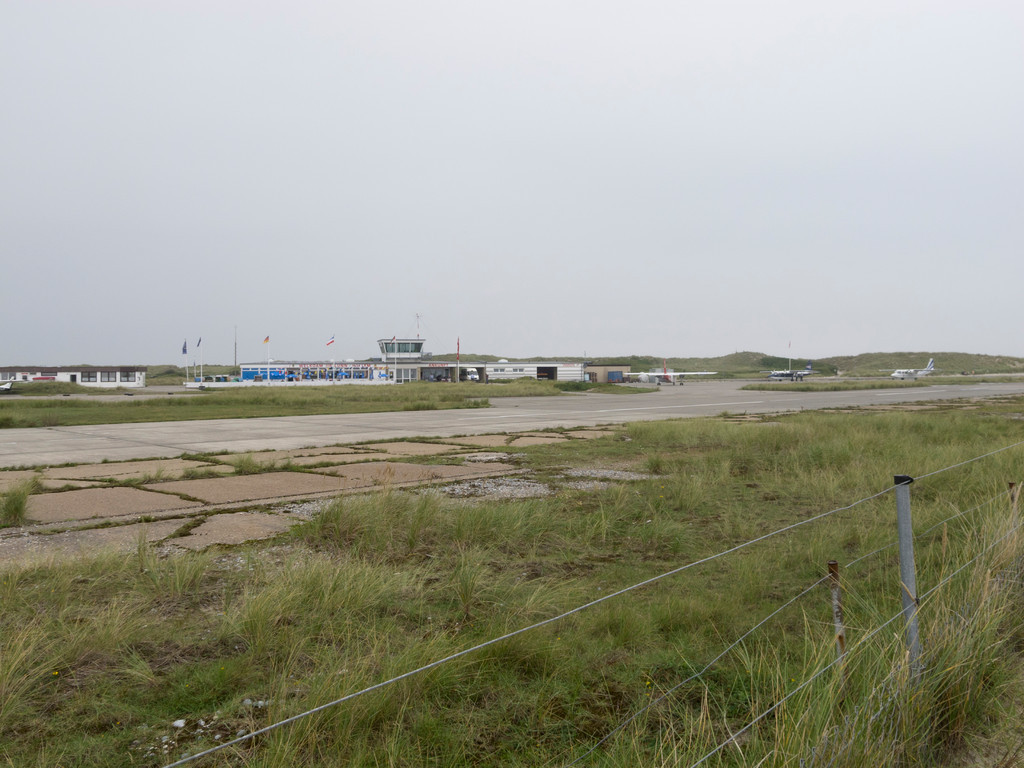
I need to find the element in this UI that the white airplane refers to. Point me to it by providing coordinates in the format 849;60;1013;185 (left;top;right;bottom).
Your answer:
889;359;935;380
764;362;816;381
0;381;14;393
628;360;716;385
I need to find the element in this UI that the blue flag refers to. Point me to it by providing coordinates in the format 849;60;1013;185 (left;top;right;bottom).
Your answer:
196;337;201;348
182;340;187;355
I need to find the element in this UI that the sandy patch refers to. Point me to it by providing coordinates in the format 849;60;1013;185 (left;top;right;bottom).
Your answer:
565;430;616;439
171;512;301;550
27;487;204;523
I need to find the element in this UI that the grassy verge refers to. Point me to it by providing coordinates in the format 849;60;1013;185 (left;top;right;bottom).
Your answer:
0;378;639;429
2;402;1023;766
742;376;1024;392
742;380;931;392
0;383;498;428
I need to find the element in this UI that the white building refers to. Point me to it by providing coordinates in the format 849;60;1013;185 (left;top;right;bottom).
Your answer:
0;366;146;388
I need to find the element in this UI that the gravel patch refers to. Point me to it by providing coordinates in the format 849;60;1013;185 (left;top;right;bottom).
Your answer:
461;452;519;463
432;477;553;499
562;468;652;481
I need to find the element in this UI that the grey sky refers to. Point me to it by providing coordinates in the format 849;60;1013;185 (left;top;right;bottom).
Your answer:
2;2;1022;366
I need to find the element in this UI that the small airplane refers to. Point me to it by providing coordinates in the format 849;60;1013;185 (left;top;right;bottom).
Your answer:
0;381;14;393
628;360;716;385
764;362;816;382
889;359;935;380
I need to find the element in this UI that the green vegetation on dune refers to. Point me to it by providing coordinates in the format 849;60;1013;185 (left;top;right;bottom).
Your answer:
2;399;1024;765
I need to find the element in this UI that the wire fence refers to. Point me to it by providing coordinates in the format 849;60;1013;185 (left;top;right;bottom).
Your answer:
163;438;1024;768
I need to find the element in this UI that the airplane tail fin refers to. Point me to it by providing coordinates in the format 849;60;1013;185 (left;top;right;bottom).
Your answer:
925;359;934;371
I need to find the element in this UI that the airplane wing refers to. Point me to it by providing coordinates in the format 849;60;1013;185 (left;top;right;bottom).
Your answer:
0;381;14;392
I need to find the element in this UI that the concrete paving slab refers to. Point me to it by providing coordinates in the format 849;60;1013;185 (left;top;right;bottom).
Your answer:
307;461;519;484
171;512;302;550
447;435;512;447
364;441;464;456
287;454;386;467
0;519;183;569
268;446;365;458
39;478;102;490
226;446;371;463
507;436;570;446
27;487;204;523
43;458;231;482
149;472;354;505
0;470;41;492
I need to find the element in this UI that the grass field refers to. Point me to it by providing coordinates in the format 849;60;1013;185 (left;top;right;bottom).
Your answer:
0;379;644;429
741;376;1024;393
2;397;1023;766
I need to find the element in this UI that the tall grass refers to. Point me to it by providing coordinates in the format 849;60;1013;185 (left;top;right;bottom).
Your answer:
1;401;1024;765
1;477;40;526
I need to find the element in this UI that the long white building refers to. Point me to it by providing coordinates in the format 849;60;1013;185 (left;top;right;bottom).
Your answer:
0;366;146;388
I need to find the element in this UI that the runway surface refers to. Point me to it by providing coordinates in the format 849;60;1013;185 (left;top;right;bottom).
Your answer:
3;380;1024;468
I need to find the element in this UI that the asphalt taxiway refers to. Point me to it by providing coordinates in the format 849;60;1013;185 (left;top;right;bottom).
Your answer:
4;380;1024;468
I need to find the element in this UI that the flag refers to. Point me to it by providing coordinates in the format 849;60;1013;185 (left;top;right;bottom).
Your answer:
457;337;460;361
182;340;187;355
326;335;335;346
263;336;270;344
196;337;201;348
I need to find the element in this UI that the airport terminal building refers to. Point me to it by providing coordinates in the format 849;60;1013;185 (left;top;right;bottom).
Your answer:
236;339;586;385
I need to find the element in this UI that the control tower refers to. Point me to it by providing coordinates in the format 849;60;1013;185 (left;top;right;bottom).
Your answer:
377;338;425;361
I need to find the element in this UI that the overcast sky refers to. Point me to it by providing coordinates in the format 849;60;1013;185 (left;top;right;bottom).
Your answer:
2;2;1022;366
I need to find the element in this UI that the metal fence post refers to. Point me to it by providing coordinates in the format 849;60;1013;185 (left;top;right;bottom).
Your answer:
894;474;922;680
828;560;847;699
